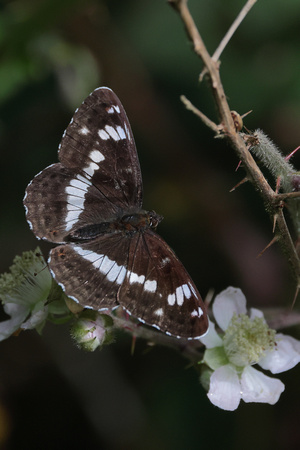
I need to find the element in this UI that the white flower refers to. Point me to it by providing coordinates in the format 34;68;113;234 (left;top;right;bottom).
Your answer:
200;287;300;411
0;248;52;340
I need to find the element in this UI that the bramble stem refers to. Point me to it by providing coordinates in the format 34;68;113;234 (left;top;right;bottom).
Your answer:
169;0;300;288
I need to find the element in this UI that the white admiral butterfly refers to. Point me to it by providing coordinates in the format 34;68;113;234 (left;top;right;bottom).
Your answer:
24;87;208;339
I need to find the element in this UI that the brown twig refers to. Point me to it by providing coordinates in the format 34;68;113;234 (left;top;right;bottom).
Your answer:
113;312;205;363
276;192;300;201
212;0;257;62
180;95;220;134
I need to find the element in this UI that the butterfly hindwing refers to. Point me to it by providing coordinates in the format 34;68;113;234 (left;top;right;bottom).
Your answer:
118;230;208;339
49;232;131;310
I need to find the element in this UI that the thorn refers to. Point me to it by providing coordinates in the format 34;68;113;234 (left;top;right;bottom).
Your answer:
275;176;282;194
291;285;299;309
235;160;242;171
256;236;278;259
272;213;278;233
230;176;248;192
131;334;137;356
240;110;253;119
243;125;252;135
285;146;300;161
13;328;22;337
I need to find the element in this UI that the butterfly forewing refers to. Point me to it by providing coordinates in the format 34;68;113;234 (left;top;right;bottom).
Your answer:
24;87;143;243
58;87;142;210
119;230;208;338
24;87;209;339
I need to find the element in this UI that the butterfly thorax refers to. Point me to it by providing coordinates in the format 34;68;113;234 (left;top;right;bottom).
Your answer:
68;210;163;242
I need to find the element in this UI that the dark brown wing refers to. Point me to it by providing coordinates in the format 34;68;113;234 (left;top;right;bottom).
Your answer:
24;87;143;243
118;230;208;339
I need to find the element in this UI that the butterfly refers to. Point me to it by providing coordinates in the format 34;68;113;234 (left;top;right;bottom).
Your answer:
23;87;208;339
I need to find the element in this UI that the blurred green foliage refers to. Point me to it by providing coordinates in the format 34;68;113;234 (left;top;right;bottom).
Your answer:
1;1;300;449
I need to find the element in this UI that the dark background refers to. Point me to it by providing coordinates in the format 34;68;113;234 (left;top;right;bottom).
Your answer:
1;0;300;448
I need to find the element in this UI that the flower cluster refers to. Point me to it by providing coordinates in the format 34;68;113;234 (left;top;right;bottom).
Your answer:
1;249;300;410
200;287;300;411
0;248;68;340
0;248;115;351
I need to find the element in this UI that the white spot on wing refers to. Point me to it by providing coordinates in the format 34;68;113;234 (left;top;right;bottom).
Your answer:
129;272;145;284
161;257;171;267
76;174;92;185
80;126;90;135
73;247;101;264
69;178;89;191
176;286;184;306
198;306;204;317
116;126;126;140
98;129;110;140
65;155;101;230
190;307;204;318
182;283;191;299
100;255;114;275
83;161;98;178
124;122;132;141
144;279;157;293
66;196;85;209
188;282;197;297
105;125;120;141
167;293;176;306
154;308;163;317
117;266;126;284
73;248;126;285
106;105;120;114
89;149;105;163
65;209;82;223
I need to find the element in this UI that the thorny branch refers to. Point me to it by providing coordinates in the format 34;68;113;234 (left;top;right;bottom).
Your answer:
168;0;300;291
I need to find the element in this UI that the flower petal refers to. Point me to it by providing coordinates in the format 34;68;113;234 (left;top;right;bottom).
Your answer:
241;366;284;405
199;319;223;348
0;303;29;341
259;333;300;374
249;307;265;320
21;307;48;331
207;365;241;411
213;287;247;331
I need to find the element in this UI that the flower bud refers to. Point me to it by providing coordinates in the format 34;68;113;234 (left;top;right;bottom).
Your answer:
70;310;114;351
